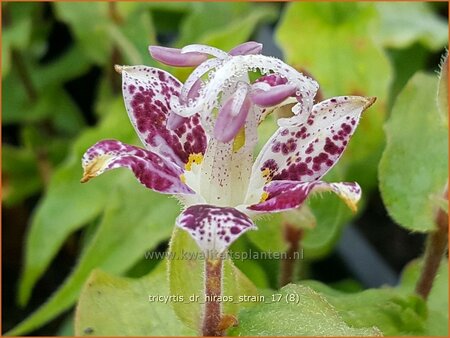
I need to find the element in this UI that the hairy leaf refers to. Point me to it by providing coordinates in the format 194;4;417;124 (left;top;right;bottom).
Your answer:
398;259;449;336
304;281;427;335
379;73;448;232
229;284;381;336
75;264;195;336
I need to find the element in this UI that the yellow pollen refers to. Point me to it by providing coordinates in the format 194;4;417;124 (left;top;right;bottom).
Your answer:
180;174;186;183
260;191;269;203
185;153;203;171
232;126;246;152
261;168;273;183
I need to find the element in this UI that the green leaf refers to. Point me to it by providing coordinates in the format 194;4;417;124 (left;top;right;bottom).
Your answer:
437;52;448;126
33;47;92;89
168;228;258;332
276;2;391;192
3;80;85;133
302;191;354;259
2;3;51;78
379;73;448;232
249;215;288;254
118;7;157;65
56;313;74;336
375;2;448;50
18;98;136;306
304;281;427;336
54;2;112;65
2;70;35;125
228;284;381;336
397;259;449;336
195;6;277;51
75;263;195;335
2;145;42;206
2;12;31;77
177;2;275;48
229;241;271;289
385;43;429;111
21;126;69;167
9;176;180;336
172;2;277;82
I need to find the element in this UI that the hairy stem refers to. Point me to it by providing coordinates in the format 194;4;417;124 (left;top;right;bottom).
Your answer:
415;188;448;299
202;258;223;336
279;223;303;287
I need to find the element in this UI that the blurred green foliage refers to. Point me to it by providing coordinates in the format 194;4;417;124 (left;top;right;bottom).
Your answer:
2;1;447;336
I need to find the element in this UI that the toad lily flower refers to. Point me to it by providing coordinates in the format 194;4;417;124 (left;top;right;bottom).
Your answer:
81;41;375;257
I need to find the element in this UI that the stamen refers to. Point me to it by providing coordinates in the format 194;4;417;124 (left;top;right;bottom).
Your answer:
180;58;223;106
214;84;252;143
149;46;208;67
173;55;319;119
231;82;250;117
186;78;203;102
232;126;246;152
181;44;229;59
250;84;297;107
229;41;263;56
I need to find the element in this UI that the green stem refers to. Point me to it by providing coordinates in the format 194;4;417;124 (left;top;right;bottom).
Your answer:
202;258;223;336
415;188;448;300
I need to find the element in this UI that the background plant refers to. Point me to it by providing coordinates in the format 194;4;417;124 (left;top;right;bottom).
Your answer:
2;2;448;336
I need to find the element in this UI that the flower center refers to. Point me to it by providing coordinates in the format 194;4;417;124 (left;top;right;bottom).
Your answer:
185;153;204;171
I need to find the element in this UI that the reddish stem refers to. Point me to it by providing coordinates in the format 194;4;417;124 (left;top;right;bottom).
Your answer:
415;188;448;299
202;258;223;336
279;223;303;287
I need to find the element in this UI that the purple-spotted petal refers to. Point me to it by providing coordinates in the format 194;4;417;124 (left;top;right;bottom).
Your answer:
214;83;252;143
121;65;207;167
229;41;263;56
252;96;376;183
166;111;186;131
248;180;361;213
81;140;194;194
250;84;297;107
149;46;208;67
176;204;257;255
